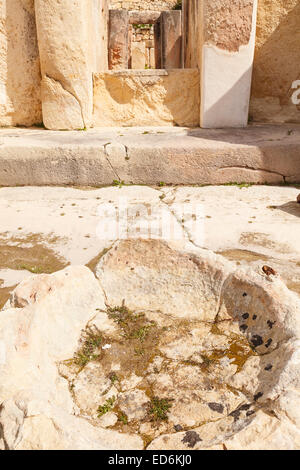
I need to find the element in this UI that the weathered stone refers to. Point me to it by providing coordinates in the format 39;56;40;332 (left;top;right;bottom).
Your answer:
93;69;200;127
161;11;182;69
0;0;42;127
35;0;94;130
193;0;258;128
108;9;129;70
131;42;146;70
250;0;300;124
96;239;232;321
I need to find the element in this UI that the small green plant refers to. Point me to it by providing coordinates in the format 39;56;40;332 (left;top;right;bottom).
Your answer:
73;326;102;367
148;397;173;421
97;396;116;417
118;413;128;425
158;182;166;187
112;179;125;188
173;0;182;10
109;372;119;384
107;303;156;343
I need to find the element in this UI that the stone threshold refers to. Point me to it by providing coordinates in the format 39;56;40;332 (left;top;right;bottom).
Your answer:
0;123;299;186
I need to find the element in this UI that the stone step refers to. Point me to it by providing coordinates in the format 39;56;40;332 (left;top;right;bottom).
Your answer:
0;124;299;186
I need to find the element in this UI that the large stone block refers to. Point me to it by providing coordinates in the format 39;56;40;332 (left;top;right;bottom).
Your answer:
161;10;182;69
131;42;146;70
0;0;42;127
93;69;200;127
35;0;95;130
250;0;300;123
108;9;129;70
198;0;258;128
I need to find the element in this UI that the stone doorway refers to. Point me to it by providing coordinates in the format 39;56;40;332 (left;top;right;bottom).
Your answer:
108;9;183;71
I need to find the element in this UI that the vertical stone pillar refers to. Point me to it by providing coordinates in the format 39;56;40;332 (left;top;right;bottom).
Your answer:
108;10;129;70
35;0;94;130
199;0;258;128
161;11;182;69
154;20;162;69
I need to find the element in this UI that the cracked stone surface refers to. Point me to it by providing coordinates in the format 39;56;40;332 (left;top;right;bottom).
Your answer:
0;184;299;449
0;236;299;450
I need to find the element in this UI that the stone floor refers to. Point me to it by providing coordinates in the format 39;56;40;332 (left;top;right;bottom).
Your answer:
0;183;299;309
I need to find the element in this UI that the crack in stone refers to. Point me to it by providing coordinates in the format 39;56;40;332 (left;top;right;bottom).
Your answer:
219;165;286;180
44;74;86;129
103;143;121;181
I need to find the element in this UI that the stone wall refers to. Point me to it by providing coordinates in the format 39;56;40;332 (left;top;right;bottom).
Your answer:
109;1;179;11
250;0;300;123
0;0;42;127
93;69;199;126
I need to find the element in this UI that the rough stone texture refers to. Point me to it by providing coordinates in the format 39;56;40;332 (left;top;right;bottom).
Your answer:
93;69;200;127
250;0;300;123
96;239;232;321
161;10;182;69
0;266;143;450
108;9;129;70
131;42;146;69
203;0;255;53
0;0;42;127
199;0;258;128
35;0;94;130
109;0;178;10
0;124;300;185
95;239;300;450
0;189;300;449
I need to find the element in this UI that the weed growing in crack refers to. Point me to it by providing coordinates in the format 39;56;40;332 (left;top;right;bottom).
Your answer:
118;413;128;425
148;397;173;422
73;326;103;367
112;179;125;188
97;396;116;417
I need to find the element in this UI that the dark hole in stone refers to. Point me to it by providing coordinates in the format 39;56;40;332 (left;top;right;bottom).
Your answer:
174;424;183;432
208;402;224;414
265;338;272;348
251;335;263;347
254;392;263;402
265;364;273;371
252;315;257;320
242;293;248;297
182;431;202;448
267;320;276;329
240;324;248;332
242;313;249;320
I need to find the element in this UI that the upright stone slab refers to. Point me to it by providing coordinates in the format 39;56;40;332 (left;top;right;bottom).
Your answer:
199;0;258;128
35;0;94;130
154;20;162;69
131;42;146;70
161;11;182;69
108;9;129;70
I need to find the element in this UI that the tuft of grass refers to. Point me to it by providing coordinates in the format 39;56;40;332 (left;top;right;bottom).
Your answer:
107;303;155;343
148;397;173;421
97;396;116;417
118;413;128;425
73;326;103;367
109;372;119;384
223;182;254;189
112;179;125;188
